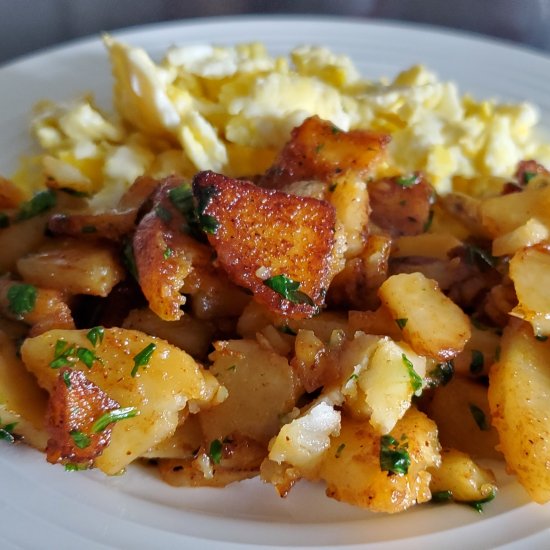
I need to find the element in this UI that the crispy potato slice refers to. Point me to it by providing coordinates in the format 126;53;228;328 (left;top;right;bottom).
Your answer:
509;245;550;336
319;407;440;513
378;272;471;361
46;368;119;466
488;319;550;503
0;280;74;336
0;331;48;450
259;116;390;189
193;170;339;319
492;218;549;257
21;328;223;474
369;174;434;237
17;238;125;297
0;175;26;208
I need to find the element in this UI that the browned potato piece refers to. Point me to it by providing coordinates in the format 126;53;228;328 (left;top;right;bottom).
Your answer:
424;376;501;459
348;306;402;340
193;171;339;319
199;339;300;445
488;319;550;503
17;238;125;297
0;280;74;336
0;175;26;208
379;272;471;361
0;215;48;272
46;368;119;466
319;407;440;513
369;174;434;237
259;116;390;189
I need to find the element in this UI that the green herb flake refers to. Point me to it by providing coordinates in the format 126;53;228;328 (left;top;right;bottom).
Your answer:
328;182;337;192
155;205;173;223
198;214;220;234
0;419;17;444
64;463;88;472
466;488;496;512
15;189;57;221
470;350;484;375
395;318;408;330
494;345;501;362
86;326;104;347
335;443;346;458
122;240;139;281
423;209;434;232
465;244;496;268
402;353;423;394
523;171;536;183
131;343;157;377
431;490;453;503
395;174;418;187
75;347;100;369
209;439;223;464
69;430;91;449
62;370;72;388
379;434;411;475
91;407;138;433
330;125;341;134
428;361;454;387
50;339;76;369
278;324;297;336
81;225;97;234
347;373;359;384
6;283;37;317
0;213;10;228
469;403;489;431
264;274;315;307
314;143;325;154
535;334;548;342
226;365;237;372
168;184;194;213
163;247;173;260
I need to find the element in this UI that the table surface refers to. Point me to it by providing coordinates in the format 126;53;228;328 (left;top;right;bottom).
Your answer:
1;0;550;64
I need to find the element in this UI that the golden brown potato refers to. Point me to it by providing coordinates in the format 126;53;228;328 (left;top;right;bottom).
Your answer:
0;175;26;208
17;238;125;297
21;328;223;475
378;272;471;361
488;319;550;503
193;170;339;319
492;218;549;257
318;407;440;513
259;115;390;189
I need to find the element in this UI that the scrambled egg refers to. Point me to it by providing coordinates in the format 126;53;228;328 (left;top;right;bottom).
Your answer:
17;37;550;204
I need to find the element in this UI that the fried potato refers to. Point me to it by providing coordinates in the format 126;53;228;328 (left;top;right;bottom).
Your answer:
17;238;125;297
488;319;550;503
492;218;549;257
378;272;471;360
319;407;440;513
0;330;48;450
21;328;222;474
193;170;339;319
259;116;390;189
0;215;48;272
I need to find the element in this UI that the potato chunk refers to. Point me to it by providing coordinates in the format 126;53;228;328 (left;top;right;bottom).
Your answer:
193;170;339;319
488;320;550;503
378;272;471;360
17;238;125;297
21;328;222;475
319;407;440;513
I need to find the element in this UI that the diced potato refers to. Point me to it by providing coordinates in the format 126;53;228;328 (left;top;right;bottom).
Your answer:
199;339;300;445
0;331;48;450
488;320;550;503
509;246;550;336
348;306;402;340
429;448;497;503
452;324;501;377
392;233;462;261
492;218;549;257
379;272;471;360
480;185;550;238
21;328;222;475
319;407;440;513
425;377;501;459
17;238;125;297
0;215;48;272
193;170;339;319
142;414;202;459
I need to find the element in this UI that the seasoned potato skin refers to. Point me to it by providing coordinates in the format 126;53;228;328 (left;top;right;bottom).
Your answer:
194;170;338;319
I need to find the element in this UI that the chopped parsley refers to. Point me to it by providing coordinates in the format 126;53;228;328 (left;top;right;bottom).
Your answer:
431;490;453;503
535;334;548;342
395;318;408;330
427;361;454;387
69;430;91;449
62;370;72;388
347;373;359;384
330;125;341;134
226;365;237;372
75;347;101;369
470;350;484;375
423;209;434;232
155;205;173;223
163;247;173;260
6;283;37;317
0;213;10;228
494;345;501;361
466;488;496;512
91;407;138;433
278;324;297;336
209;439;223;464
64;463;89;471
263;274;315;306
131;343;156;377
523;171;536;183
122;239;139;281
465;243;496;268
169;183;219;236
86;326;104;347
15;189;57;221
469;404;489;431
314;143;325;154
402;353;423;394
395;174;418;187
335;443;346;458
379;434;410;475
0;419;17;444
50;339;101;370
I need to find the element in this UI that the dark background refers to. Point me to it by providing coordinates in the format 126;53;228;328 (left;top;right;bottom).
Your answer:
1;0;550;64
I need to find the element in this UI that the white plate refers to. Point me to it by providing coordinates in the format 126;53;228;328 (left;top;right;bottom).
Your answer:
1;15;550;550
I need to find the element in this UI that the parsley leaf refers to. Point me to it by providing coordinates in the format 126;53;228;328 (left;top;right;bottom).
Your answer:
62;370;72;388
335;443;346;458
0;213;10;228
86;326;104;347
395;174;418;187
427;361;454;387
469;403;489;431
431;490;453;503
91;407;138;433
122;239;139;281
263;274;315;306
15;189;57;221
131;343;156;377
402;353;423;394
7;283;37;317
470;350;484;375
69;430;91;449
395;318;408;330
379;434;411;475
0;419;17;444
209;439;223;464
75;347;100;369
